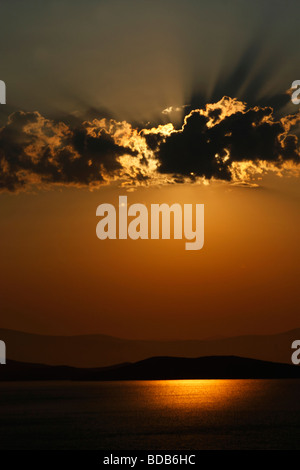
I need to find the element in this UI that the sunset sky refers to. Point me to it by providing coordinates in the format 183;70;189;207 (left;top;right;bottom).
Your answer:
0;0;299;339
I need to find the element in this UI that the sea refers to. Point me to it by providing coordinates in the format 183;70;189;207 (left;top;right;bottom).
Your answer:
0;379;300;450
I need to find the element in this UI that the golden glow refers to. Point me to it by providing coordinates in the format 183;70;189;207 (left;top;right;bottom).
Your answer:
133;379;269;411
1;177;299;338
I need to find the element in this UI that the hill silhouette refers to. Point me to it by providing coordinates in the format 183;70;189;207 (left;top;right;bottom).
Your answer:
1;356;300;381
0;328;299;367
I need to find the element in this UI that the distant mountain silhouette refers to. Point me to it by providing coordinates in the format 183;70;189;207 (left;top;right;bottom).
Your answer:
1;356;300;381
0;328;299;368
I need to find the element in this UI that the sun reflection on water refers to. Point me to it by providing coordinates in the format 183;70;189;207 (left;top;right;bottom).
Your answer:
136;379;266;411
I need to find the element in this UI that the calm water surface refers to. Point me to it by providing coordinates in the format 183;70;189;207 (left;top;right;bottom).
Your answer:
0;379;300;449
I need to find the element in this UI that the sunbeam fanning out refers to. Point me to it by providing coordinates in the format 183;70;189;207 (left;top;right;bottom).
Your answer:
0;0;299;123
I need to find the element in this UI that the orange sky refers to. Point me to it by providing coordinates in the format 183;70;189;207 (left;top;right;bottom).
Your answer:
1;172;299;339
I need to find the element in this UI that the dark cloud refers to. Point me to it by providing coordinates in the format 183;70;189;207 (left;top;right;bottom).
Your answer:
0;111;137;192
0;99;299;192
154;112;232;181
149;101;299;182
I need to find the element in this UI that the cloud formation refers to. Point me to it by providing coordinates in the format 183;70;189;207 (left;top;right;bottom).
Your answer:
0;97;299;192
0;111;137;192
149;97;300;183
